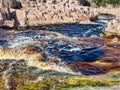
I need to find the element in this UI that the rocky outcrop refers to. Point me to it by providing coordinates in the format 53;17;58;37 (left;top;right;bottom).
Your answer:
18;0;97;7
104;19;120;33
100;19;120;44
97;5;120;38
0;0;98;27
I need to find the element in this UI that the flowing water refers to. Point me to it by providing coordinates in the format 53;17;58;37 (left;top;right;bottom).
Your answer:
0;13;119;89
27;14;115;38
0;13;115;71
34;23;104;37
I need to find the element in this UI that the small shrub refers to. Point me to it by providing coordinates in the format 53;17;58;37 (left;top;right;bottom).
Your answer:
77;0;120;6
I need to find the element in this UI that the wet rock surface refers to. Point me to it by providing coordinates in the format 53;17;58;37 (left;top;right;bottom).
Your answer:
45;41;105;63
0;7;119;89
0;30;120;74
0;1;120;90
0;29;120;89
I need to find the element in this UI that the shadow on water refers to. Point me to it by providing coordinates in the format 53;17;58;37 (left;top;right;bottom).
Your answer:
24;13;115;38
44;40;105;63
26;23;104;37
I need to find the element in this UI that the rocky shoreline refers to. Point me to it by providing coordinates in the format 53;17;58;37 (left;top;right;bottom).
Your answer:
0;0;120;34
0;0;98;27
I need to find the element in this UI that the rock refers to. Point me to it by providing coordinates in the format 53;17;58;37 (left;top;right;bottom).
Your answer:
101;19;120;40
49;57;61;64
15;9;27;26
3;20;14;27
111;37;119;43
0;0;98;26
104;19;120;34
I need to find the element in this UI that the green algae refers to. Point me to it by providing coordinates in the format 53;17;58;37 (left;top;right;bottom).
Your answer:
108;72;120;79
17;75;120;90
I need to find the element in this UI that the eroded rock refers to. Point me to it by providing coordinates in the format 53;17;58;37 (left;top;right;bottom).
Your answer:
0;0;99;27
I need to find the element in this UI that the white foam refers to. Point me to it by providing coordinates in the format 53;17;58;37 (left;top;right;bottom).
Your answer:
97;19;110;24
27;60;80;75
8;36;35;48
60;47;82;52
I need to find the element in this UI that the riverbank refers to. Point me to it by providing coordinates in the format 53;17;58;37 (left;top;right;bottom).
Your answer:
0;0;97;27
0;1;120;31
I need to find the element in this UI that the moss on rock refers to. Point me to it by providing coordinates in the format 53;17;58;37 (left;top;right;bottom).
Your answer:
17;75;120;90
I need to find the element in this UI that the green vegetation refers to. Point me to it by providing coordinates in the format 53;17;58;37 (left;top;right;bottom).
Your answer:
77;0;120;6
109;72;120;79
17;75;120;90
94;0;120;6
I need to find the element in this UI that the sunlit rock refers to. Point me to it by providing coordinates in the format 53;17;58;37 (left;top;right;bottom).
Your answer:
111;37;119;43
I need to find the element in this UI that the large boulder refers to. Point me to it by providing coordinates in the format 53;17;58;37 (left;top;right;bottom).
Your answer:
15;9;27;26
